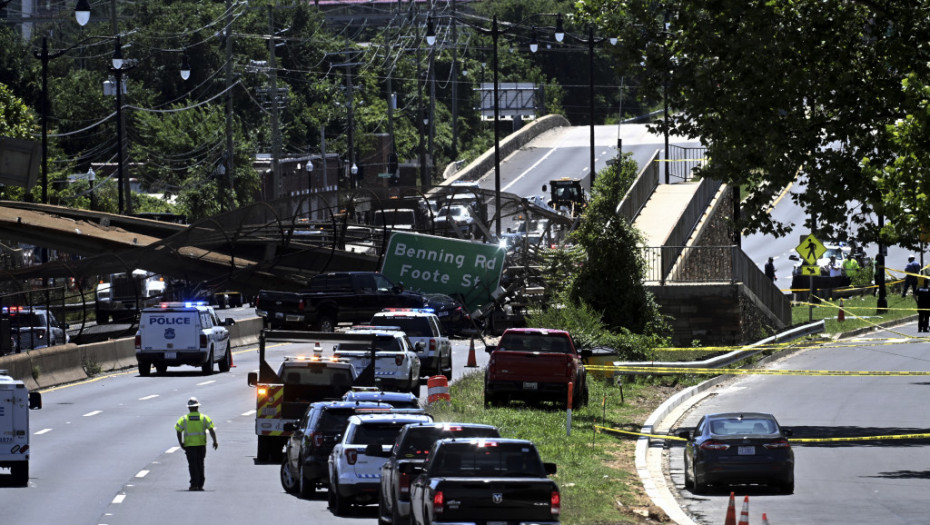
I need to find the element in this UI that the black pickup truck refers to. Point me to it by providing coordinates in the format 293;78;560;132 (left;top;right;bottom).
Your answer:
409;438;560;525
378;422;500;525
255;272;427;331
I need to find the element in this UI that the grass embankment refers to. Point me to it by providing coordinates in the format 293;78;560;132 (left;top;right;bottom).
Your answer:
430;372;695;524
791;292;918;334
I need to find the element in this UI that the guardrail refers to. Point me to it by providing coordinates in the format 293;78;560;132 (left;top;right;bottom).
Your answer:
615;150;660;223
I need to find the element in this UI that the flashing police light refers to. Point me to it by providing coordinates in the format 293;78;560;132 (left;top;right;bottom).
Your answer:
158;301;207;309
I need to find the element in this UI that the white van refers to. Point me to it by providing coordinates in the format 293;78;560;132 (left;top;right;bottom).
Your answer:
134;302;235;376
0;371;42;486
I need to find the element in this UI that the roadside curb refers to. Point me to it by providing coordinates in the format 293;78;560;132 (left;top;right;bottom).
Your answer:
637;315;919;524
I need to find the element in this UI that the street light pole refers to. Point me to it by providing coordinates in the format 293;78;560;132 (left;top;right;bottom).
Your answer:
491;16;502;238
110;35;128;214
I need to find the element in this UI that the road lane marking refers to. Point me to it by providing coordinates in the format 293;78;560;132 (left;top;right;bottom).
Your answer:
112;494;126;504
139;394;159;401
242;410;256;416
35;428;52;435
136;470;149;478
196;380;216;386
167;446;181;453
83;410;102;417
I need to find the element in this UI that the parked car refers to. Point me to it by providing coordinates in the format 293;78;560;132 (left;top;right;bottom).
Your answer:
423;293;473;336
342;388;421;409
678;412;794;494
433;205;475;237
3;306;70;351
371;308;453;378
280;400;393;498
328;412;434;515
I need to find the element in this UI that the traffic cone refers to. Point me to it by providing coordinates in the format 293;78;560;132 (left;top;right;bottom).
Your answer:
229;348;236;368
465;337;478;368
724;492;736;525
761;513;770;525
838;298;845;322
737;495;750;525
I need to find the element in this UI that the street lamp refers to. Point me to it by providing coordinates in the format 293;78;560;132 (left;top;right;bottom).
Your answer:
110;35;130;214
180;53;191;80
74;0;90;27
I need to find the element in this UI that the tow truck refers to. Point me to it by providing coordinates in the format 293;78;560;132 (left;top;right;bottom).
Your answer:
246;329;412;462
544;178;587;218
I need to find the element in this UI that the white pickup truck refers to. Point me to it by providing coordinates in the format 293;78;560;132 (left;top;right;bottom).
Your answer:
337;327;422;396
371;309;452;379
135;302;235;376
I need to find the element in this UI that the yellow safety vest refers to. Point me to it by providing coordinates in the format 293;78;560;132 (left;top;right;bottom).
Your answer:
175;412;214;447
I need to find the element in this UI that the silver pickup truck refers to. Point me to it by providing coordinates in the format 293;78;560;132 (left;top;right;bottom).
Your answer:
336;327;422;396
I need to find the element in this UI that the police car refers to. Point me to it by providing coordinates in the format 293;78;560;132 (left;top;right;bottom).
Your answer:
336;326;422;395
327;412;433;516
135;301;235;376
370;308;452;379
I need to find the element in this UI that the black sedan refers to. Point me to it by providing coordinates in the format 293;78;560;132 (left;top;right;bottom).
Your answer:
424;293;473;336
678;412;794;494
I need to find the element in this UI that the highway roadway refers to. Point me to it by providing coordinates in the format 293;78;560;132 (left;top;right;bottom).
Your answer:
0;319;490;524
471;123;702;233
668;324;930;524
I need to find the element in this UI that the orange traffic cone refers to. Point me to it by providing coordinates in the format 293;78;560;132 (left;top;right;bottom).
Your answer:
229;349;236;368
465;337;478;368
737;495;750;525
761;513;770;525
724;492;736;525
838;298;845;322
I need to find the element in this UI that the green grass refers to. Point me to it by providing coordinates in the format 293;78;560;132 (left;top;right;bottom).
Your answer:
428;372;692;524
791;292;918;334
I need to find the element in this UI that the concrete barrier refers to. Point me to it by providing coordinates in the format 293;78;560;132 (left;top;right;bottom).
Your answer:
0;316;266;390
0;351;38;391
30;344;87;388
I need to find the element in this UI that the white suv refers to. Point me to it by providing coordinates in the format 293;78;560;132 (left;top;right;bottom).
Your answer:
371;309;452;379
337;327;422;395
327;412;433;515
135;301;235;376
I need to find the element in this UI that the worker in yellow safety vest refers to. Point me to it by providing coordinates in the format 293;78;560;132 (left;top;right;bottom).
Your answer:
175;397;218;491
841;256;860;282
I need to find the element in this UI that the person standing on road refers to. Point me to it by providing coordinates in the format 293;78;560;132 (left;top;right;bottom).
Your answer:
902;255;920;297
175;397;218;491
764;257;777;282
916;286;930;332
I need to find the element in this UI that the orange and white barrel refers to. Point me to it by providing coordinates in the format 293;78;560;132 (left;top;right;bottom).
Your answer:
427;375;451;405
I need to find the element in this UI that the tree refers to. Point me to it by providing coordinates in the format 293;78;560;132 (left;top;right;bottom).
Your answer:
0;82;35;139
569;154;666;334
575;1;930;245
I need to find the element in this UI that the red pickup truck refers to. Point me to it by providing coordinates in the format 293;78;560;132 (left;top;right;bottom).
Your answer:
483;328;590;408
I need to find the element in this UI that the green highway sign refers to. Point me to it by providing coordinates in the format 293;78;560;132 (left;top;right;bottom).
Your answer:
380;232;506;313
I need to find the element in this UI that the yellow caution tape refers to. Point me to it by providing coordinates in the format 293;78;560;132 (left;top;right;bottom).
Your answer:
791;432;930;443
595;425;687;441
594;425;930;443
585;365;930;376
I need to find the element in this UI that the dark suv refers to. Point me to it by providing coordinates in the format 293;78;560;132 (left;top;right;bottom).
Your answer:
280;400;392;498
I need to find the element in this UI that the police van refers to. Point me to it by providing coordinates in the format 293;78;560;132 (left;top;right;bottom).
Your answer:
135;302;235;376
0;370;41;486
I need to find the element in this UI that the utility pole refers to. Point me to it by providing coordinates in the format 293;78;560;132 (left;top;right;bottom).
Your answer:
268;3;282;199
427;30;436;188
450;0;458;161
347;66;356;188
224;0;235;210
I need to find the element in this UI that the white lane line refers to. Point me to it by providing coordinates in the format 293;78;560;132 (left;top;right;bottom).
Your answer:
136;470;149;478
83;410;102;417
35;428;52;435
139;394;159;401
196;380;216;386
503;147;560;193
112;494;126;504
167;446;181;454
242;410;256;417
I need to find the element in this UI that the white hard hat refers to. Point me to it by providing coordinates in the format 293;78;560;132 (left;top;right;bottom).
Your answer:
909;254;916;260
187;397;200;408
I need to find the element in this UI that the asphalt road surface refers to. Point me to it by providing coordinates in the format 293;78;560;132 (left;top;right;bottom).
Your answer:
0;335;489;524
668;322;930;524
